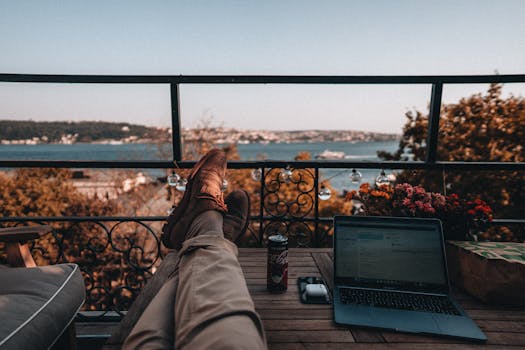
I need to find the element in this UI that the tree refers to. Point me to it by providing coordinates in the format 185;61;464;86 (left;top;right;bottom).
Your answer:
0;168;156;310
379;83;525;220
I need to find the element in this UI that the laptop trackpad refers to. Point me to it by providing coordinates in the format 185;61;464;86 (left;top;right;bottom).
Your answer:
370;308;439;332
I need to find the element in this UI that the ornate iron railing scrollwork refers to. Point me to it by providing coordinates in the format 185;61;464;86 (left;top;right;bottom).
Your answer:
0;167;522;319
0;217;165;318
263;167;316;218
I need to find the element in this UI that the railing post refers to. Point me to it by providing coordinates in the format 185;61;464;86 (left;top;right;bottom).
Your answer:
170;83;182;161
259;168;265;247
426;82;443;163
314;167;319;247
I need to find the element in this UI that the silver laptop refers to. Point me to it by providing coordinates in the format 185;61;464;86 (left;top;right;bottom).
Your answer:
333;216;487;342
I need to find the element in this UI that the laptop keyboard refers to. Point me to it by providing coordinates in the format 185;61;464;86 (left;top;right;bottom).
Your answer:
339;288;461;315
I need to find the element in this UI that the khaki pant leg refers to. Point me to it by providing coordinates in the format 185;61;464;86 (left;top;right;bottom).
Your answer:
175;235;266;349
182;315;266;350
123;272;178;350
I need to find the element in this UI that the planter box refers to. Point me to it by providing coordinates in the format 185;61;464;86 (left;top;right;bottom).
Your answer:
446;241;525;306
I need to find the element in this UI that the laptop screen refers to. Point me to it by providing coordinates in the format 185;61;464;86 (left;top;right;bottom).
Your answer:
334;216;449;293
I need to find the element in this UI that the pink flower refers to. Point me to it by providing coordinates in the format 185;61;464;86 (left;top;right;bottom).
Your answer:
423;202;435;214
414;186;426;196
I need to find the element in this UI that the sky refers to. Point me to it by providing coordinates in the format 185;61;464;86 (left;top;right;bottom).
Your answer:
1;0;525;133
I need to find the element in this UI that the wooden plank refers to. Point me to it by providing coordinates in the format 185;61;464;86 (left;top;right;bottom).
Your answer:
244;271;321;278
240;260;317;267
239;254;314;259
251;295;303;302
254;301;331;310
249;278;316;290
383;331;525;346
245;276;324;285
467;309;525;321
239;257;316;264
239;249;321;257
76;322;119;337
79;321;525;347
457;302;524;311
382;331;468;344
266;330;354;343
250;291;305;300
0;225;52;241
243;266;320;272
350;328;386;343
268;344;518;350
262;319;344;331
476;320;525;333
311;251;334;292
483;332;525;346
257;308;332;320
248;282;303;289
248;284;303;293
239;248;265;254
239;248;331;256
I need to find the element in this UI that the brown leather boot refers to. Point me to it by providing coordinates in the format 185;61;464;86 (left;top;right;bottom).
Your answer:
161;149;228;249
223;189;251;244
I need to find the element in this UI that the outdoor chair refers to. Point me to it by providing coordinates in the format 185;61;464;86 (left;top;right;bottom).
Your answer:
0;225;85;350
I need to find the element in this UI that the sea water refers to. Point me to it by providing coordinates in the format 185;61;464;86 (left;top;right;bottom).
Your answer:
0;141;399;192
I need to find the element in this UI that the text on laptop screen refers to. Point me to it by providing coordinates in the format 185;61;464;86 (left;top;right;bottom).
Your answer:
335;222;446;288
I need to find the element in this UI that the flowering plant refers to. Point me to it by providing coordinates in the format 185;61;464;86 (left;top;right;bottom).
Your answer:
464;198;494;239
465;198;493;223
345;183;393;216
391;183;446;217
345;182;494;241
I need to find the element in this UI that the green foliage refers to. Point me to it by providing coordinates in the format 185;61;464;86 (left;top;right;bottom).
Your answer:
0;120;167;142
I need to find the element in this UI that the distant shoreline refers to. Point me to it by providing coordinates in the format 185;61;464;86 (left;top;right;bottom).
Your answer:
0;120;400;145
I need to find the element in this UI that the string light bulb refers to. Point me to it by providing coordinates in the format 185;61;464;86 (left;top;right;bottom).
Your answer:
167;172;180;187
318;184;332;200
279;166;293;184
375;170;390;187
175;177;188;192
251;168;262;181
350;169;362;184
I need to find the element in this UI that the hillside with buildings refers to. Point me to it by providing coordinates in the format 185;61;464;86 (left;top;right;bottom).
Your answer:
0;120;399;145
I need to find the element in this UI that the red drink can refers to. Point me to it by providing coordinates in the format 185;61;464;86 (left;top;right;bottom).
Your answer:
267;234;288;293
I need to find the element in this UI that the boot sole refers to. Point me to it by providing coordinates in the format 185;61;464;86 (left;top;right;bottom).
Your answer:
235;189;251;244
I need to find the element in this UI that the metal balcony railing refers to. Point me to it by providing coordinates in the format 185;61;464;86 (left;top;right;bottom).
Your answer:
1;73;525;317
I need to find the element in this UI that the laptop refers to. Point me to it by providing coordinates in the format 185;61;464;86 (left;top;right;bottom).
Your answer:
333;215;487;342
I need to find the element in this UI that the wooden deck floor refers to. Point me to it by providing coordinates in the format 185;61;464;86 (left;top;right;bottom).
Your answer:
77;248;525;349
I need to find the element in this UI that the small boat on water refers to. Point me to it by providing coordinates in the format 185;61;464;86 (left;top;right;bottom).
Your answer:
315;150;346;159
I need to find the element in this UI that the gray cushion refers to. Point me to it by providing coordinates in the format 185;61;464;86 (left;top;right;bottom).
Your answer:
0;263;85;350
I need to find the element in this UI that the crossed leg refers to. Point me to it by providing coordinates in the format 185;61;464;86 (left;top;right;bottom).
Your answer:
124;149;266;349
123;211;266;350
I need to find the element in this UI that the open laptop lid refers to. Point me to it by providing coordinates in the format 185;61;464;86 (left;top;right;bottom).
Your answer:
334;216;450;294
